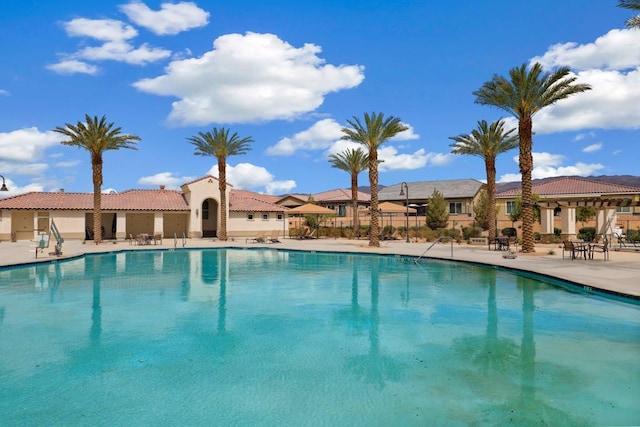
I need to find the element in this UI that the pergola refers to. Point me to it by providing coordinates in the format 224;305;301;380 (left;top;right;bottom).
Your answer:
536;197;640;240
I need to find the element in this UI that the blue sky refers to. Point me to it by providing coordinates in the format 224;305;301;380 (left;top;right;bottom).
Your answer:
1;0;638;197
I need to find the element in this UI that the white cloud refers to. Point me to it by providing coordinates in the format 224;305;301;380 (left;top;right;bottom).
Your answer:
498;151;604;182
52;17;171;71
120;1;210;35
531;68;640;132
206;162;295;194
63;18;138;41
267;118;342;156
133;32;365;125
0;89;9;96
138;172;194;190
582;143;602;153
391;123;420;140
47;60;99;75
524;29;640;133
270;118;421;157
573;131;595;141
531;29;640;71
377;147;453;172
75;41;171;65
263;180;295;195
0;128;60;163
54;160;82;168
0;179;46;199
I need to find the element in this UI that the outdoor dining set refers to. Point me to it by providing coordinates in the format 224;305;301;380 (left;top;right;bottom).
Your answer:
562;238;610;261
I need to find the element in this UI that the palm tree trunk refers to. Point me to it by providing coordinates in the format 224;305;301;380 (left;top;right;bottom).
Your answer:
351;174;359;238
519;117;535;253
368;152;380;247
486;158;497;239
92;153;103;244
218;160;227;241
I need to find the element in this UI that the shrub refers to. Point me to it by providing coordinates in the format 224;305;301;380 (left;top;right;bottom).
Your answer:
627;229;640;242
501;227;517;237
553;227;561;237
578;226;596;242
462;226;482;240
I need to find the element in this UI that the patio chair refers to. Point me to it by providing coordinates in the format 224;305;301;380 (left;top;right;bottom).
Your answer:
562;240;588;260
590;237;609;261
153;233;163;245
267;230;281;243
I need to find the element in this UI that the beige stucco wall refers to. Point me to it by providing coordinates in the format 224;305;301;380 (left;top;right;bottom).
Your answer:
52;211;86;240
228;211;286;239
182;177;226;238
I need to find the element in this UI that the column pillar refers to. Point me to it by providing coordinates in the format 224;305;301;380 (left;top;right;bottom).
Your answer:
116;213;127;240
560;207;576;241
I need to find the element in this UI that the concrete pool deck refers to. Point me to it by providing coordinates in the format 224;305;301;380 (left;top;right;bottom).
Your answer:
1;237;638;299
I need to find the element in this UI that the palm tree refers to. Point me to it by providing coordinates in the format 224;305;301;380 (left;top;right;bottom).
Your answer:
473;63;591;252
341;112;408;247
53;115;140;244
619;0;640;28
328;147;369;238
449;119;518;240
187;128;253;241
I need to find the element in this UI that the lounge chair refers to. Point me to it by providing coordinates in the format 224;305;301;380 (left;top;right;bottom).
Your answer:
267;230;281;243
300;228;317;239
246;231;266;243
590;237;609;261
153;233;163;245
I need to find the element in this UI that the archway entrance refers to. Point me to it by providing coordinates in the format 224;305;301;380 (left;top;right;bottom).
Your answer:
201;198;218;238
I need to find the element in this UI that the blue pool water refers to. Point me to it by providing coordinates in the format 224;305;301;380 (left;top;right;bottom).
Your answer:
0;248;638;426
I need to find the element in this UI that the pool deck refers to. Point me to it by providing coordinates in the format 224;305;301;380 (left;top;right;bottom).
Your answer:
1;238;639;299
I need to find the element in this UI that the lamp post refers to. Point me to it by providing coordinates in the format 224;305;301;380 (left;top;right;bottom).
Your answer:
0;175;8;191
399;182;409;243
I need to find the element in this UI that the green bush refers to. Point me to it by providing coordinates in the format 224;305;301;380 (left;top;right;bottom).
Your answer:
554;227;561;237
501;227;517;237
578;226;596;242
462;226;482;240
626;229;640;242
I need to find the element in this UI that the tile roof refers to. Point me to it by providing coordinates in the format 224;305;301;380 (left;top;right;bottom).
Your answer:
229;190;286;212
379;179;484;200
312;188;371;203
496;176;640;197
0;190;189;211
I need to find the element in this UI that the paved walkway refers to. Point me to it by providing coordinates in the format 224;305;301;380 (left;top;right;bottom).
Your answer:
1;237;638;299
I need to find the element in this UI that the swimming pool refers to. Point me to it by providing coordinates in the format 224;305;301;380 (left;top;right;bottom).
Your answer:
1;248;638;426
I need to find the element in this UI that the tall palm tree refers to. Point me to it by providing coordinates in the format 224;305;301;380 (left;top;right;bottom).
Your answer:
187;128;253;241
473;63;591;252
53;115;140;244
341;112;408;247
619;0;640;28
328;147;369;238
449;119;518;240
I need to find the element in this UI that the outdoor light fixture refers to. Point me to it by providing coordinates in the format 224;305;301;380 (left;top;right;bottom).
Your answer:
0;175;8;191
195;208;199;217
399;182;410;243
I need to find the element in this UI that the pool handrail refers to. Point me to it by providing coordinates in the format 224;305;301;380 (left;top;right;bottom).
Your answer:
415;235;454;263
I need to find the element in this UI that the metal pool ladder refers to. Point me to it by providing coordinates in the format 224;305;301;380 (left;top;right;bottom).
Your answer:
415;236;454;263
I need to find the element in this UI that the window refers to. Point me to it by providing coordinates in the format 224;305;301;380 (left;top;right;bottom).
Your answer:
277;213;283;220
247;213;254;220
554;207;561;217
506;201;517;214
449;202;462;214
262;214;269;221
617;206;631;213
337;205;347;217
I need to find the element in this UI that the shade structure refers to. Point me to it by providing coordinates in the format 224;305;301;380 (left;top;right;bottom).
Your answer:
377;201;416;214
287;203;335;215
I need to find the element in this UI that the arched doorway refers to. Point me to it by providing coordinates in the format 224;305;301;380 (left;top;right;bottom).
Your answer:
201;198;219;238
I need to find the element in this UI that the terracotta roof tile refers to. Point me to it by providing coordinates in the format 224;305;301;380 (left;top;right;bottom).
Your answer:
313;188;371;202
496;176;640;197
229;190;286;212
0;190;189;211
